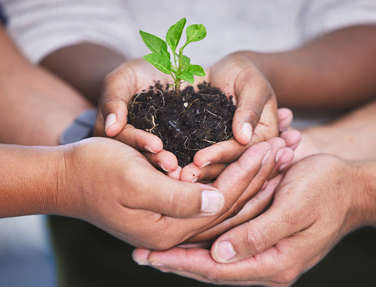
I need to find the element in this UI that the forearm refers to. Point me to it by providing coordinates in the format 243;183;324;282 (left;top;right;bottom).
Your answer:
0;144;63;217
241;25;376;109
40;43;126;104
303;100;376;160
0;28;91;145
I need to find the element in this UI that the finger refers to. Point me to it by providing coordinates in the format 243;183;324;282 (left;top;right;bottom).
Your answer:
232;73;274;145
134;247;278;283
125;166;226;218
193;139;246;167
192;100;278;168
278;108;293;132
180;162;226;183
101;65;137;137
190;175;282;242
189;138;286;242
211;141;272;210
115;124;163;153
198;163;226;182
102;99;128;137
145;150;179;172
280;129;302;150
211;191;308;263
179;163;201;182
274;147;294;172
168;166;182;180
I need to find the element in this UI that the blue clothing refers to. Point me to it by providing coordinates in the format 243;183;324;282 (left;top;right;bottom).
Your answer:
0;4;7;26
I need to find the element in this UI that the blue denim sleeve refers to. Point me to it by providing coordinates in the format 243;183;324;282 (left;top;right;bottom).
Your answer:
0;3;7;26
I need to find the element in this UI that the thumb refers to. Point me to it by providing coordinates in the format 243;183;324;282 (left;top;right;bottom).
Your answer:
210;185;304;263
233;71;274;145
126;169;225;218
100;65;138;137
102;98;128;137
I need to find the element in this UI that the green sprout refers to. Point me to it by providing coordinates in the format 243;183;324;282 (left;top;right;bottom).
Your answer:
139;18;207;94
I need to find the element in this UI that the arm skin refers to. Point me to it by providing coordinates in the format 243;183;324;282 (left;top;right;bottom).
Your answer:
41;25;376;112
0;145;63;217
240;25;376;110
40;43;126;105
0;27;91;146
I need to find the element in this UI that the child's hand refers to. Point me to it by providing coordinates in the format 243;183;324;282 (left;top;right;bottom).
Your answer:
94;59;179;173
177;52;281;181
179;108;301;183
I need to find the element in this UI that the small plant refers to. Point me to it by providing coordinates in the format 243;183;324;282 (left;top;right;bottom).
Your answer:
140;18;206;93
129;18;235;166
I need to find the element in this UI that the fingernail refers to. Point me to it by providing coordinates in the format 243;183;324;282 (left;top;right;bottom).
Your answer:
192;177;198;183
105;113;117;131
160;163;169;172
275;149;285;163
262;149;271;165
216;241;236;262
279;162;290;171
200;161;211;168
134;258;149;266
201;190;224;214
145;145;157;153
242;123;253;142
150;261;165;267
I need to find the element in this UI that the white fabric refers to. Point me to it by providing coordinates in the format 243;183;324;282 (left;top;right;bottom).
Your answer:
2;0;376;64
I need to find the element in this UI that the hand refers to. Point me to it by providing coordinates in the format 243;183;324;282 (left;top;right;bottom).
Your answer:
179;108;301;182
94;59;179;172
133;154;367;286
179;52;281;181
95;52;279;174
57;136;284;249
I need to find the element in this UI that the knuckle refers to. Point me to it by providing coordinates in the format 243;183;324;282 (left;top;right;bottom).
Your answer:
167;189;193;217
247;226;266;254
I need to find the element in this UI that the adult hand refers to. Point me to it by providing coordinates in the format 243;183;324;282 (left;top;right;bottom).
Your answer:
133;154;371;286
57;135;285;249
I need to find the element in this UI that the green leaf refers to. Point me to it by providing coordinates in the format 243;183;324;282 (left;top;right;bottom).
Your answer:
143;53;171;74
139;30;169;57
181;55;191;70
179;70;194;84
188;64;206;76
166;18;187;52
186;24;207;44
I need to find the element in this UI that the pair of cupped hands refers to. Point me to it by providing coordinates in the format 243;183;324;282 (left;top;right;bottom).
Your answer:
63;52;350;286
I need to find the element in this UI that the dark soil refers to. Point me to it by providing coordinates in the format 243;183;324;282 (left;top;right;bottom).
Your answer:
128;82;236;167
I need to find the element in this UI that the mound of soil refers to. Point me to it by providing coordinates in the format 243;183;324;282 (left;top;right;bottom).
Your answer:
128;82;236;166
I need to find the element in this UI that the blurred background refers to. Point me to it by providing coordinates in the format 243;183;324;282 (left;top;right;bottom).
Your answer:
0;216;55;287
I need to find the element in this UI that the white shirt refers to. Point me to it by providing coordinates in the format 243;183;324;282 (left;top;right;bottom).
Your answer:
2;0;376;65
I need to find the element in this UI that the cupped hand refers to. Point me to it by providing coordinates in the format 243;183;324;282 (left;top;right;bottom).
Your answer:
179;108;300;182
180;52;281;181
134;154;365;286
96;53;280;175
58;136;285;249
94;59;179;172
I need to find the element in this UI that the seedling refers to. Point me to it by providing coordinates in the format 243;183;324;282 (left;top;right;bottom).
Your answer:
140;18;206;93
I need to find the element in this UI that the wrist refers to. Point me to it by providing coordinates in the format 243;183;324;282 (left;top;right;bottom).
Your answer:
352;161;376;227
53;143;84;218
230;50;281;94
